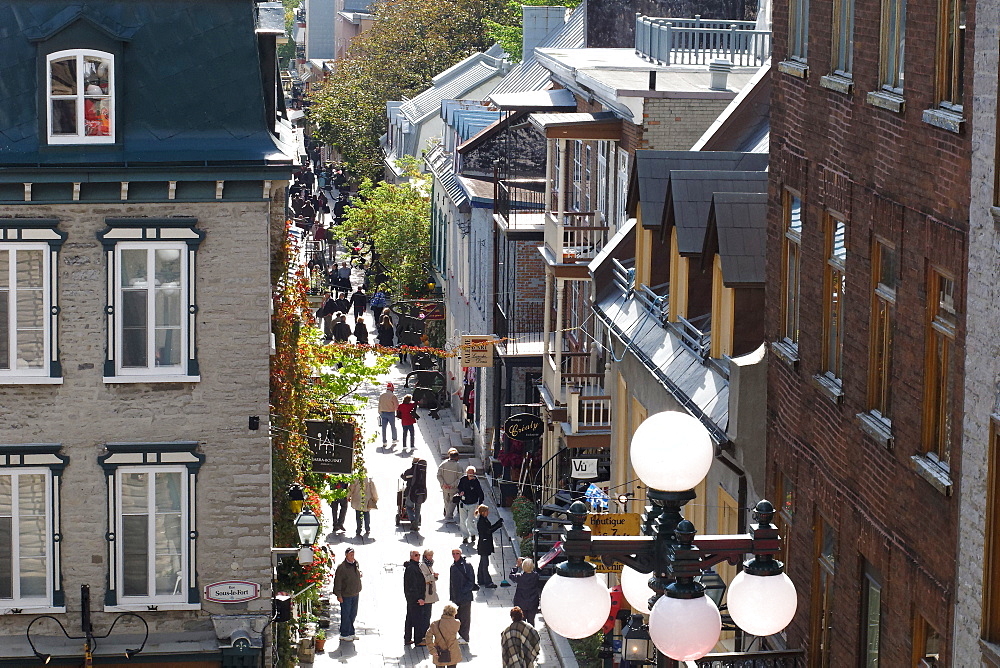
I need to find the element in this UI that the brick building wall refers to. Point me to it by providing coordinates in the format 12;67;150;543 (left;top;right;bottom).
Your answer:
0;199;276;645
643;98;734;150
952;0;1000;660
767;0;973;658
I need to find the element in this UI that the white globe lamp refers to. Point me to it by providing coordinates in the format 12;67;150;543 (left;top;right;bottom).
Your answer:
620;565;654;615
540;567;612;639
630;412;714;492
727;569;797;637
648;593;721;660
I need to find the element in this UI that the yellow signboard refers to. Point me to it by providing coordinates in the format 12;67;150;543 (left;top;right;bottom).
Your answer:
585;513;642;573
460;335;494;367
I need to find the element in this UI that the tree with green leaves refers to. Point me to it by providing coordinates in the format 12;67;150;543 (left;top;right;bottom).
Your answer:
309;0;510;181
334;160;431;298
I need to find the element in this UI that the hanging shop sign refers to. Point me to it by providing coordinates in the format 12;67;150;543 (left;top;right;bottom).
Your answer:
417;299;445;320
204;580;260;604
305;420;355;474
502;413;545;440
571;458;599;479
585;513;643;573
460;335;494;367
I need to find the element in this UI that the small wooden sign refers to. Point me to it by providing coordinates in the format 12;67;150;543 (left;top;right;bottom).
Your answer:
204;580;260;603
503;412;544;441
460;335;494;366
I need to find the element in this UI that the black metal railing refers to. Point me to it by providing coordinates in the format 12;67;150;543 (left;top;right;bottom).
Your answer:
692;649;806;667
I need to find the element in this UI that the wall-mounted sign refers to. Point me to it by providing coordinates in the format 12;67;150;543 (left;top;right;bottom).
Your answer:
417;299;445;320
585;513;642;573
503;413;544;441
204;580;260;604
460;335;494;367
571;458;599;479
305;420;355;474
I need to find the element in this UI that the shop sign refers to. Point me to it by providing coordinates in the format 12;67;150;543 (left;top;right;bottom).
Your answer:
585;513;642;573
460;335;494;366
305;420;355;473
571;458;599;479
204;580;260;603
503;413;544;440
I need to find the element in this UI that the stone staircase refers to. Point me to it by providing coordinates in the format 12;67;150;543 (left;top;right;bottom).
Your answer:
436;420;476;458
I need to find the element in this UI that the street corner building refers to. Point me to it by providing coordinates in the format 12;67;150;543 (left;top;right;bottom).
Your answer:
0;0;295;665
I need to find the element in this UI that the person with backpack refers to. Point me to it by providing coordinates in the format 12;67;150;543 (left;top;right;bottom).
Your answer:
401;457;428;531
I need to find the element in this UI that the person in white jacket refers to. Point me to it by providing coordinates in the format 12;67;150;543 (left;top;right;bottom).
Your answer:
348;476;379;536
437;448;465;523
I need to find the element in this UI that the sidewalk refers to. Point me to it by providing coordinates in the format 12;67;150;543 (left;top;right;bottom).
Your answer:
306;356;574;667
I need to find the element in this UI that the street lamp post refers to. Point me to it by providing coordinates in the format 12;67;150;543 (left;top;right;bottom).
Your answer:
539;411;797;664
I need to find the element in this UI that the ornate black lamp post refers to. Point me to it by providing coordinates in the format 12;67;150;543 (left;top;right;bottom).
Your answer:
539;412;797;663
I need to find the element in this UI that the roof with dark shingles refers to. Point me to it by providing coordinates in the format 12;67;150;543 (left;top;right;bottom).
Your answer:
666;171;768;255
703;192;768;286
0;0;292;166
630;151;769;230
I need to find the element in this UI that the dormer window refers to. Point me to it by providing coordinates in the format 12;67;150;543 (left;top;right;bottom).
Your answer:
46;49;114;144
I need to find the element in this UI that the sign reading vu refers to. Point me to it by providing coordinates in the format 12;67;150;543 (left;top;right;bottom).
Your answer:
305;420;355;474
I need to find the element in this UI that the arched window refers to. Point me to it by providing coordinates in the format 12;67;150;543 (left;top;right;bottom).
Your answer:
46;49;115;144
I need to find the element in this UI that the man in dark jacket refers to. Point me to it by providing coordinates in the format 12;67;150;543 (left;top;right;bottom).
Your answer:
403;550;427;645
333;547;362;641
350;288;369;320
450;548;476;644
332;314;352;343
476;505;503;588
456;466;484;544
333;292;351;315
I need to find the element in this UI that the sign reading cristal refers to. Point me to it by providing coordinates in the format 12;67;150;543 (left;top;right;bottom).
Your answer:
503;413;544;440
204;580;260;603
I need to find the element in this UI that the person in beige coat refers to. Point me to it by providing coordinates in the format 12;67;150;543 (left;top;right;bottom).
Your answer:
425;604;462;667
348;476;378;536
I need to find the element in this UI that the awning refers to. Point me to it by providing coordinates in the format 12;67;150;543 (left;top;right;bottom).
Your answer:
488;88;577;111
528;111;622;140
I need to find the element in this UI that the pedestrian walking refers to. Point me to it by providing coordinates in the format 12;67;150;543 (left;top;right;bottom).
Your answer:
500;606;541;668
353;317;369;345
333;292;351;315
338;261;352;290
350;288;369;320
398;394;419;449
419;549;440;643
437;448;465;523
509;557;541;626
475;505;503;588
378;383;399;446
401;457;428;531
371;290;389;321
333;547;363;641
449;548;475;644
403;550;428;645
456;467;484;544
426;604;463;667
332;313;351;342
316;293;336;342
377;313;395;347
330;480;349;533
348;475;378;536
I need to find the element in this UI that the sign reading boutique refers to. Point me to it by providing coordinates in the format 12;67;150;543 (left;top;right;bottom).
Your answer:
503;413;544;441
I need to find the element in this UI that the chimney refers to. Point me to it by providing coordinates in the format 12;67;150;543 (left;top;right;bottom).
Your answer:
709;59;733;90
521;6;568;60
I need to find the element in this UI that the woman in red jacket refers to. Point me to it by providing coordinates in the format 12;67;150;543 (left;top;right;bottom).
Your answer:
398;394;419;449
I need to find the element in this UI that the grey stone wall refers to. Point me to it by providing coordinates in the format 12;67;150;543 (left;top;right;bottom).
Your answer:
952;0;1000;660
0;199;275;648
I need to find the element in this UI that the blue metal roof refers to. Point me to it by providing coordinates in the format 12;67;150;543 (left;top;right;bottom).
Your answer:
0;0;293;169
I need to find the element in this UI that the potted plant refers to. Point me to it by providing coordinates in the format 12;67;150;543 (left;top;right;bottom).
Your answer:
315;628;327;652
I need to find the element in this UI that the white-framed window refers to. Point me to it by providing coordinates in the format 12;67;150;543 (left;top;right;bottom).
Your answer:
596;141;609;223
0;469;52;610
116;467;188;604
0;221;65;384
616;149;629;229
100;442;202;610
46;49;115;145
99;219;204;383
116;243;187;374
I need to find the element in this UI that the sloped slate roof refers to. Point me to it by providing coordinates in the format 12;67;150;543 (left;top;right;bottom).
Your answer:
704;192;768;286
0;0;292;166
342;0;373;13
667;171;768;256
399;46;505;123
488;0;585;96
425;142;468;208
631;151;769;230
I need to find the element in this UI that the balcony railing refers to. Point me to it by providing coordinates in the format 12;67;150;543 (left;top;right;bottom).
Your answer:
612;257;635;294
636;282;669;325
544;211;609;264
673;312;712;357
689;649;806;667
495;178;547;228
568;389;612;432
635;14;771;67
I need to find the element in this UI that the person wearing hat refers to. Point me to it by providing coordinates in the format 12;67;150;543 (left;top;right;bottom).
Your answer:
378;383;400;446
333;547;363;641
437;448;464;523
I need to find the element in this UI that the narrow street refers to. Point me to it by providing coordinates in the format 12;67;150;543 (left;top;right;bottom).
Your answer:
307;358;568;667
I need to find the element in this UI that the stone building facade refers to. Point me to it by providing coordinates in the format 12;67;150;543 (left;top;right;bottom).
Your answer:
0;1;293;664
767;0;973;658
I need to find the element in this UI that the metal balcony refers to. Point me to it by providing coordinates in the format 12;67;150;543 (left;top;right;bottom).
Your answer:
543;211;609;265
635;14;771;67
